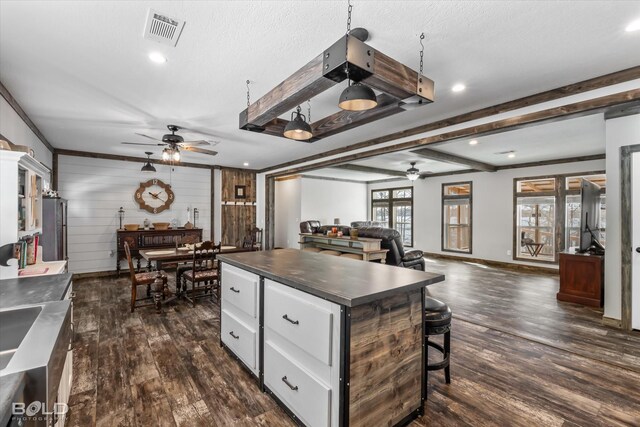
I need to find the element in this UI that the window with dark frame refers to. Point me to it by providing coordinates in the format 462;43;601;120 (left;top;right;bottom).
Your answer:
370;187;413;247
442;182;472;253
513;172;605;264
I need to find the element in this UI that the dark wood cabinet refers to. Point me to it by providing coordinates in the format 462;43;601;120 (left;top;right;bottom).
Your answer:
557;252;604;307
116;228;202;275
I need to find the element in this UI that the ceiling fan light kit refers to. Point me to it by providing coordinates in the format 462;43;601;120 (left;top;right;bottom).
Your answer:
239;3;434;143
406;162;420;181
122;124;218;160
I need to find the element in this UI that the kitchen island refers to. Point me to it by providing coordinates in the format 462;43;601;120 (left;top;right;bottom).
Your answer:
217;249;445;427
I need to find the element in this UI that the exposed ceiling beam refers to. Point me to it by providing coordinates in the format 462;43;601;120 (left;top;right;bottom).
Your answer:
260;66;640;173
411;147;497;172
331;163;408;178
265;90;639;178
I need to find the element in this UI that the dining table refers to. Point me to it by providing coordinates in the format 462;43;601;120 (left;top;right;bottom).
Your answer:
139;245;257;303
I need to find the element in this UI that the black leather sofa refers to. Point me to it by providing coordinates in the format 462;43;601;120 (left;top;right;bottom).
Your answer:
350;221;386;228
355;227;425;271
298;221;425;271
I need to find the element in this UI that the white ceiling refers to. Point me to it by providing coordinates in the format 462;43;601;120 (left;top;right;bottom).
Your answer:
304;114;606;181
0;1;638;169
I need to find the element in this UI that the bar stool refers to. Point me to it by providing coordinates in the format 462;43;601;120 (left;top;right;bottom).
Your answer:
425;296;452;384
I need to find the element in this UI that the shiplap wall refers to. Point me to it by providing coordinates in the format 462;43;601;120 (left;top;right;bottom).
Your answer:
58;155;211;274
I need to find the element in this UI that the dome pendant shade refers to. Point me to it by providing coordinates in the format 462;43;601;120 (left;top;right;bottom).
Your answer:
406;162;420;181
141;151;156;173
338;82;378;111
141;162;156;173
283;108;313;141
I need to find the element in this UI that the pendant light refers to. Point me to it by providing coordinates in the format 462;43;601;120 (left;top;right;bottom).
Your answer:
283;106;313;140
141;152;156;173
338;1;377;112
406;162;420;181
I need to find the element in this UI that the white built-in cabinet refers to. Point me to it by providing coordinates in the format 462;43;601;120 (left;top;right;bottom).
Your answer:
0;150;51;279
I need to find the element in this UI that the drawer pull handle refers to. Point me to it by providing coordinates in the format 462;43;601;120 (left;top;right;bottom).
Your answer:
229;331;239;339
282;376;298;391
230;287;240;293
282;314;299;325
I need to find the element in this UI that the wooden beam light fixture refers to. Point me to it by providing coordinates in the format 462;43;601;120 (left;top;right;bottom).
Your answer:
239;9;435;142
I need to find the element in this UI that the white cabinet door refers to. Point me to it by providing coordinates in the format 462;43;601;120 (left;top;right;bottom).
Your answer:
221;309;257;370
264;280;333;365
264;342;331;427
221;264;258;318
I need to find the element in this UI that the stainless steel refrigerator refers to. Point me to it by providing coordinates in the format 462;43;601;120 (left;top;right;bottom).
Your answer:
42;197;68;261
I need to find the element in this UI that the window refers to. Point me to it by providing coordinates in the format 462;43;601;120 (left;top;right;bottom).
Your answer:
370;187;413;246
442;182;472;253
513;172;605;263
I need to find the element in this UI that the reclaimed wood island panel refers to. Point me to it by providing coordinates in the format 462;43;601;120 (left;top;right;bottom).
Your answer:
217;248;445;427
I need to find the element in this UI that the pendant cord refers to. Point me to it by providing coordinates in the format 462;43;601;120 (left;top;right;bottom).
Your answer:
344;0;352;86
419;33;425;75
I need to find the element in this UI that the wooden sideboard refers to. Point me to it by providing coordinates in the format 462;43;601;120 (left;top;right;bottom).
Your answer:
557;251;604;307
299;233;388;262
116;228;202;275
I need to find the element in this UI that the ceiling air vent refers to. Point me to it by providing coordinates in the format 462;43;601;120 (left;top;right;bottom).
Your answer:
143;9;185;47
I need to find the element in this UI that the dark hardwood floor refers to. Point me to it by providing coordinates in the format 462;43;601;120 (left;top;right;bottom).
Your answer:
67;260;640;426
423;257;640;373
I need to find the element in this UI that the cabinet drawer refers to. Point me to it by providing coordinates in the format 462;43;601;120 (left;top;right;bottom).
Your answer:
221;264;258;318
221;310;256;370
264;342;331;427
264;280;333;366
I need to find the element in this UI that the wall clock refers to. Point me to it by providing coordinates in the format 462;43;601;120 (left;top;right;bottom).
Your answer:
134;178;175;214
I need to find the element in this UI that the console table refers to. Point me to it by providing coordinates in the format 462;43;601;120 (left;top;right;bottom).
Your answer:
557;251;604;307
116;228;202;275
299;233;388;262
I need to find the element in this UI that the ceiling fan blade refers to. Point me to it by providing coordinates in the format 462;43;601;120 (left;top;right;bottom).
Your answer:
179;140;211;147
121;142;165;146
135;133;163;142
182;146;218;156
177;126;221;139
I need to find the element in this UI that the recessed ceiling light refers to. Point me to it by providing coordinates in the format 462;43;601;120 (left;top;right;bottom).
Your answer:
626;18;640;32
451;83;466;93
508;152;516;158
243;162;249;166
469;139;478;145
148;52;167;64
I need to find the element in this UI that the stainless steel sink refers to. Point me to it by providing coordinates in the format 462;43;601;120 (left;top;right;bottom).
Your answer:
0;301;71;426
0;306;42;370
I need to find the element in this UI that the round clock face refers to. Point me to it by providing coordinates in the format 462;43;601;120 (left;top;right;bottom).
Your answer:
134;178;175;214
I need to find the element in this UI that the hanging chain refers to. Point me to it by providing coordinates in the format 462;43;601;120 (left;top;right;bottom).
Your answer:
344;0;353;84
307;100;311;123
246;80;251;107
419;33;425;75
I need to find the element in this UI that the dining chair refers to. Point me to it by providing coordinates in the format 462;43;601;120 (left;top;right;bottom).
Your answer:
124;242;168;312
182;241;221;306
242;227;263;251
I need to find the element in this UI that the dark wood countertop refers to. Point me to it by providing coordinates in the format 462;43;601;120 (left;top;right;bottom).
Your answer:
218;249;444;307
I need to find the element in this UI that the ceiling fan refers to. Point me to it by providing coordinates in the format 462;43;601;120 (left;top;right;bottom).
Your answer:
121;124;219;160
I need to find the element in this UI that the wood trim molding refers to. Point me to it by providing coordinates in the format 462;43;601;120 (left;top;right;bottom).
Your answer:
495;154;605;170
266;90;640;178
423;252;559;275
602;316;622;329
52;152;59;190
619;143;640;331
55;148;213;170
0;81;55;154
265;176;275;250
260;66;640;174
